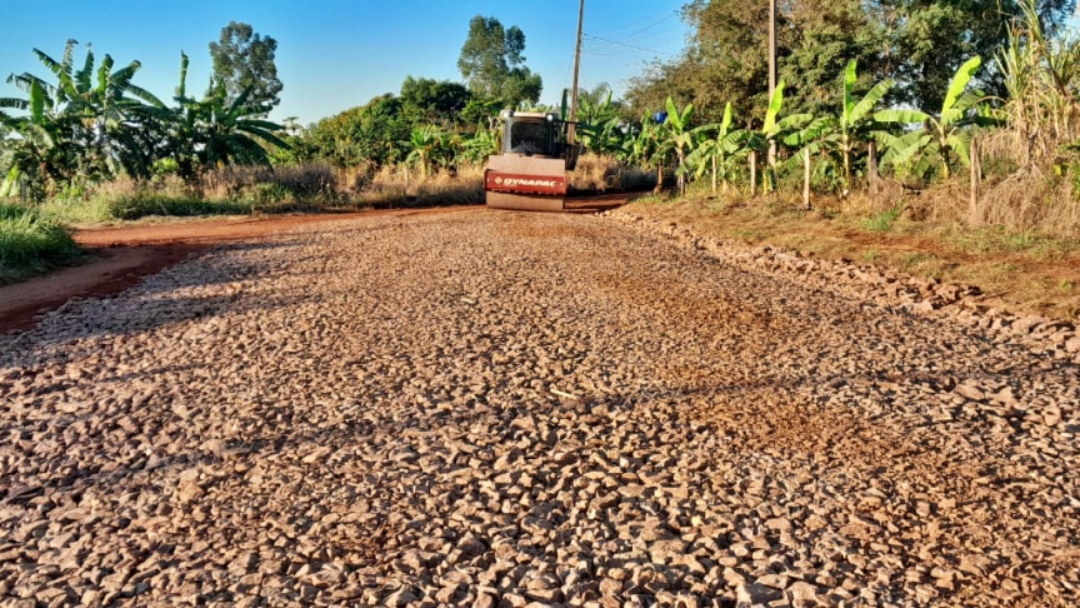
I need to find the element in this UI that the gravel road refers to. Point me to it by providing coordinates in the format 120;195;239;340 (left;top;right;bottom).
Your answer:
1;209;1078;607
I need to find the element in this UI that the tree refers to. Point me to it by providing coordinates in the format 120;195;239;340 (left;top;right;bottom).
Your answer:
656;97;711;194
405;126;440;178
875;56;995;181
399;77;472;126
867;0;1073;110
793;60;893;194
1;40;167;192
745;81;814;192
684;102;750;193
457;16;542;107
461;124;499;164
190;87;289;170
300;95;412;168
626;0;886;125
577;85;628;156
209;21;283;109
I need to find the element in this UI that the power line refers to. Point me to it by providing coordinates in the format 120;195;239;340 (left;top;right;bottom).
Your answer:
620;13;678;42
591;8;679;37
582;34;678;57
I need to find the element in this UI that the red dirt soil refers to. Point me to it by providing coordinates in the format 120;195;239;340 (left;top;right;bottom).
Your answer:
0;206;484;334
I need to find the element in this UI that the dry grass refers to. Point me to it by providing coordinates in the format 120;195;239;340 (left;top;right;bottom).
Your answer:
357;164;484;208
627;192;1080;321
569;153;656;193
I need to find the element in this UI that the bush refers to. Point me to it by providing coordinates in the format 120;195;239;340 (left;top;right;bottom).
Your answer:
202;165;339;204
104;190;250;220
0;202;80;284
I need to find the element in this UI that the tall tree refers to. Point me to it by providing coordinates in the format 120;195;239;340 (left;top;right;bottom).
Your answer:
457;16;542;107
399;77;472;126
208;21;283;109
1;40;167;189
867;0;1073;111
626;0;885;125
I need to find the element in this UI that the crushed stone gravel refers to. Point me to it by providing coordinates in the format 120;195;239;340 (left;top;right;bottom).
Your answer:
1;209;1078;607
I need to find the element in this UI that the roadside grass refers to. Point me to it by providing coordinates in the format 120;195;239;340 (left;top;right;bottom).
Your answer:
0;202;81;285
621;192;1080;321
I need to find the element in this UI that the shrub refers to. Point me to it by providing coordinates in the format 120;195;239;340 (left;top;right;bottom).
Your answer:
0;202;80;284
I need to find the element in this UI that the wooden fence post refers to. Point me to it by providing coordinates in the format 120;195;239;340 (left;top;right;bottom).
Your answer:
803;149;812;210
712;154;718;195
750;152;758;197
868;141;879;197
969;137;981;225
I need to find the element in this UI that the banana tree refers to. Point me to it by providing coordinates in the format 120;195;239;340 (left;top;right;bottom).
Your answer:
746;81;813;193
405;126;441;178
186;84;289;171
2;40;169;187
577;87;626;155
682;102;749;194
656;97;713;194
462;124;499;164
874;56;996;181
432;131;462;171
827;61;893;194
8;40;167;181
0;76;67;194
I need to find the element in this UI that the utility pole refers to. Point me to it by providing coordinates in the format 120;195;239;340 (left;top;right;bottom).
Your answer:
568;0;586;146
767;0;777;168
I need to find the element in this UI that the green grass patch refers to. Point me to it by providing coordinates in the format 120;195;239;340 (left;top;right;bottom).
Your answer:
104;192;251;221
0;202;81;285
862;206;903;232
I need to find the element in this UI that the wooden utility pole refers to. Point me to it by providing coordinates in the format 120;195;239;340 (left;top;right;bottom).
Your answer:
868;141;879;196
803;149;811;210
568;0;586;145
969;137;981;224
750;152;758;197
767;0;777;169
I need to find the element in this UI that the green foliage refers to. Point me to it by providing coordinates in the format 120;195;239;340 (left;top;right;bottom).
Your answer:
862;205;903;232
0;202;79;284
208;21;282;109
0;42;289;196
105;191;249;220
301;95;412;168
627;0;887;125
659;97;712;192
626;0;1072;126
684;102;750;192
744;81;814;191
457;15;542;107
400;77;472;126
875;56;996;181
873;0;1072;110
406;126;442;178
1;39;168;191
577;85;628;156
784;60;893;194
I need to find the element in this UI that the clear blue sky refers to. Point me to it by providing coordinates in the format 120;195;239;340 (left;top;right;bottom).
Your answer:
0;0;690;126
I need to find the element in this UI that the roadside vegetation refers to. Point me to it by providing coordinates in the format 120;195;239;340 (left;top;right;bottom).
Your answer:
0;202;78;285
1;0;1079;316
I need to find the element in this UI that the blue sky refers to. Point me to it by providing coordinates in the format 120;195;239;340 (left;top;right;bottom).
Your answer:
0;0;690;125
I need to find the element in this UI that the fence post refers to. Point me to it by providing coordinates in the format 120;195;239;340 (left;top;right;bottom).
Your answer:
712;154;718;195
803;149;812;210
969;136;981;225
868;141;878;197
750;151;757;197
